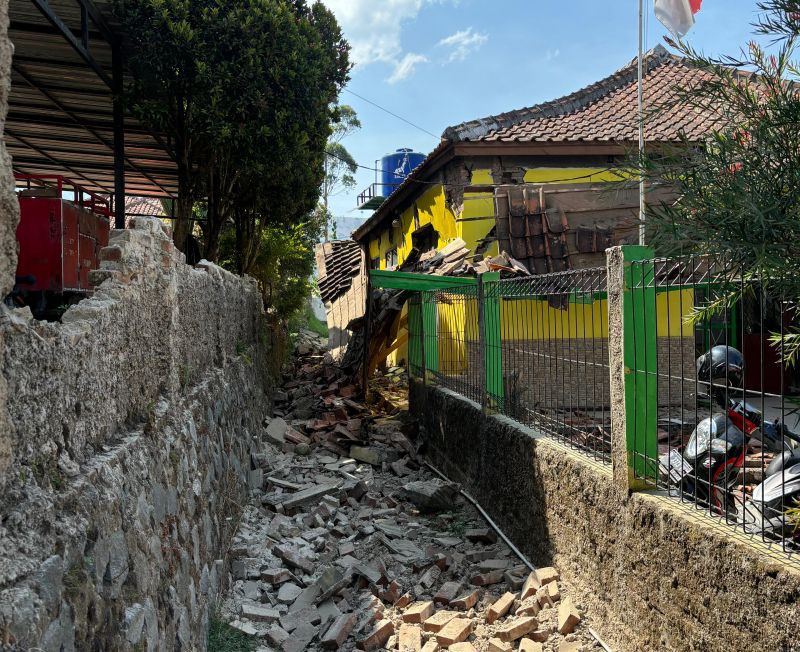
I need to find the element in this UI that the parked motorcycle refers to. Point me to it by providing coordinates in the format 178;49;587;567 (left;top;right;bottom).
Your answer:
659;414;746;514
660;346;800;520
698;345;800;453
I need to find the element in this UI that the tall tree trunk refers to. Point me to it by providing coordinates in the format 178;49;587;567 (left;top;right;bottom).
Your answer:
172;142;193;252
204;165;225;262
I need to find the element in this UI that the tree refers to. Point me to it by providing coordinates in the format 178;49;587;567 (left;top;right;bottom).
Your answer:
321;105;361;240
112;0;208;251
114;0;350;259
630;0;800;362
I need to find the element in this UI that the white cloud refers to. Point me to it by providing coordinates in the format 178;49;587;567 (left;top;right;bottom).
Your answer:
387;53;429;84
437;27;488;62
545;48;560;61
321;0;448;82
322;0;426;66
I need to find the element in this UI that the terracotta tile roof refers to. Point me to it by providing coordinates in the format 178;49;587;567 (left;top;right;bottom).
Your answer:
317;240;363;303
443;45;723;144
125;196;165;217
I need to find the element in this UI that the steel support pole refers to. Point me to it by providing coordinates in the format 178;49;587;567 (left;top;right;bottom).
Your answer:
112;45;125;229
637;0;646;245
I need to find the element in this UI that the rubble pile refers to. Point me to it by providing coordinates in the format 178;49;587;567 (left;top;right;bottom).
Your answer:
219;351;604;651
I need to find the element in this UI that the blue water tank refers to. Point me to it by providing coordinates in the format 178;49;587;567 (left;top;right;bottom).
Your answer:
381;148;425;197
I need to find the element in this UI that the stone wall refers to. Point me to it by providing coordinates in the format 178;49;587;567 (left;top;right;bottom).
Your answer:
410;381;800;652
0;0;19;507
0;218;278;651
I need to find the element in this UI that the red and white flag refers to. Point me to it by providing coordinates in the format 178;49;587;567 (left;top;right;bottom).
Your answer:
655;0;702;38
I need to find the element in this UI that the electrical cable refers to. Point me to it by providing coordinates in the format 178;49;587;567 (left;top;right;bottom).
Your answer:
325;148;621;190
342;88;440;139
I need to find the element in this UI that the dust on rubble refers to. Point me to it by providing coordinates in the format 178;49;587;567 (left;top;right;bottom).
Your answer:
219;344;606;652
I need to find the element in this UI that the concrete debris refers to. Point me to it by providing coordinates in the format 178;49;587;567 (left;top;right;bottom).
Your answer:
401;479;460;513
217;348;601;651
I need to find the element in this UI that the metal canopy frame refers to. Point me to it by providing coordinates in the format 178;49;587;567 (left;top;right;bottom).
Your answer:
7;0;180;228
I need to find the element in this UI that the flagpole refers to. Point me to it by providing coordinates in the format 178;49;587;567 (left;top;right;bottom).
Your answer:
638;0;646;245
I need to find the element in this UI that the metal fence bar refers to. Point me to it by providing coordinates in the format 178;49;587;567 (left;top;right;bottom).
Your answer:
622;248;800;564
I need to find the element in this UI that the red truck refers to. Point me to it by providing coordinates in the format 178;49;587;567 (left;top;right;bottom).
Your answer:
8;174;111;318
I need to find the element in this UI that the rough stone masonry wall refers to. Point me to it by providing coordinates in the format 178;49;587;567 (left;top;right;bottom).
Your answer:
0;0;19;507
0;217;277;651
410;382;800;652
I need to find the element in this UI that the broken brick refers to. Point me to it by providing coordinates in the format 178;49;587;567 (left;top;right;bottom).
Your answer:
487;638;512;652
495;617;538;643
535;567;559;586
434;618;473;646
402;601;435;624
520;572;540;601
470;569;505;586
518;640;544;652
420;640;439;652
487;592;516;624
357;618;394;651
557;597;581;634
449;644;477;652
433;581;462;605
398;624;422;652
464;528;497;544
450;589;480;611
320;613;356;649
422;610;459;632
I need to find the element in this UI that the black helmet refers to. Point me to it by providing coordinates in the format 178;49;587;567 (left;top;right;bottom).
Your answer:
696;345;744;387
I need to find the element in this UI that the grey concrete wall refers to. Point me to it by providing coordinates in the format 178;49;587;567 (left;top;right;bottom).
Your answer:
0;218;278;651
411;381;800;652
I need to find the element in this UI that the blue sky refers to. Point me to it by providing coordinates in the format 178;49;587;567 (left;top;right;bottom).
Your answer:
320;0;763;237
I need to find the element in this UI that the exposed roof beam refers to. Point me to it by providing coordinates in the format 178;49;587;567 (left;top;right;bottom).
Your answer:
7;127;105;189
29;0;112;87
12;63;172;195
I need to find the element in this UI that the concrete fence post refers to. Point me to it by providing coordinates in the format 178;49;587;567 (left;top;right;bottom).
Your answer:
607;245;657;493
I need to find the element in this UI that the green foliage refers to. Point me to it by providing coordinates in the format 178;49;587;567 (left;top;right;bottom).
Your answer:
289;302;329;338
114;0;351;258
626;0;800;364
321;104;360;239
207;614;257;652
219;213;323;320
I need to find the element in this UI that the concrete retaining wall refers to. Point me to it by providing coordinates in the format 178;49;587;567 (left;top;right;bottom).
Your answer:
411;380;800;652
0;218;278;651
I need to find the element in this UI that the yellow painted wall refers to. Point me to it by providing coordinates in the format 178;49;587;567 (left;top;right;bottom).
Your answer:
366;165;654;367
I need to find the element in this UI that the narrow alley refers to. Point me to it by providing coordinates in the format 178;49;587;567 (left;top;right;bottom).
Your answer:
218;335;608;652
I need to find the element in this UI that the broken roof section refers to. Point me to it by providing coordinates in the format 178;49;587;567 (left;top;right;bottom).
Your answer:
354;46;721;243
316;240;363;304
443;45;721;144
125;196;166;217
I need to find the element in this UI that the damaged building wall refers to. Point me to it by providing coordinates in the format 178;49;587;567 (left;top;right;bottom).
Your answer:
0;217;278;651
315;240;367;363
410;382;800;652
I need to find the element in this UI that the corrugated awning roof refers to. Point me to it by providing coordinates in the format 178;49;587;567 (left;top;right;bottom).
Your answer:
6;0;178;198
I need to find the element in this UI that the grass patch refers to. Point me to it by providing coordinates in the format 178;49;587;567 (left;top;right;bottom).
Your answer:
207;615;257;652
289;302;328;339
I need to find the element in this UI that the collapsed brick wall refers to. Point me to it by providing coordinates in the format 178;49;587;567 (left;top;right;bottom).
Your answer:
0;218;278;651
411;382;800;652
